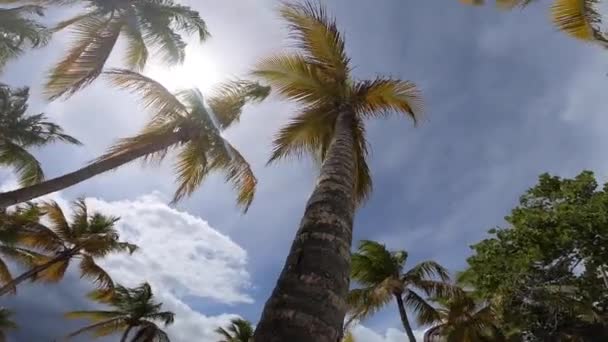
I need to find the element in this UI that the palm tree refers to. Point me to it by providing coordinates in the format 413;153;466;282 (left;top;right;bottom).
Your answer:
461;0;608;47
0;0;210;100
66;282;174;341
0;70;270;210
347;240;452;342
423;293;500;342
251;2;422;341
0;199;137;296
0;203;48;294
0;4;49;72
0;83;81;186
0;307;17;341
215;318;254;342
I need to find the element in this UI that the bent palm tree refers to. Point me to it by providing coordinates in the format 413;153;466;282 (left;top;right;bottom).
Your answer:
215;318;254;342
423;293;500;342
347;240;453;342
0;5;49;72
0;0;209;100
0;83;81;186
0;199;137;296
66;282;174;341
252;3;422;341
0;70;269;210
0;307;17;341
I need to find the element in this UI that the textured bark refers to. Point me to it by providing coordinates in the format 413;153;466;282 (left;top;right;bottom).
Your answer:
253;110;357;342
120;324;134;342
0;131;185;208
0;252;72;296
395;293;417;342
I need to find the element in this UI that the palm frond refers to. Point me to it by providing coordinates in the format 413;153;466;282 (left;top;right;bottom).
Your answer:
346;286;393;322
135;1;209;41
65;317;127;339
40;201;72;241
18;222;64;252
352;78;423;124
172;138;208;203
353;117;371;204
139;14;186;65
0;139;44;186
79;254;114;289
0;5;50;70
145;311;175;326
404;290;441;326
0;258;15;294
122;22;149;71
131;322;170;342
351;240;401;285
551;0;606;43
37;257;69;282
53;11;102;32
64;310;123;322
207;79;271;130
405;261;451;282
45;14;124;100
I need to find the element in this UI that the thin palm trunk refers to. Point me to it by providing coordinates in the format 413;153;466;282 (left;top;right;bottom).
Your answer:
395;293;417;342
120;324;134;342
0;252;71;296
0;131;185;208
253;110;357;342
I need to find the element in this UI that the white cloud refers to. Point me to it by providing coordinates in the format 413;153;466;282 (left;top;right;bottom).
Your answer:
351;325;426;342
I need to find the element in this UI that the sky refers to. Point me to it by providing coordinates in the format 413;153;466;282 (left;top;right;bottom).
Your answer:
1;0;608;341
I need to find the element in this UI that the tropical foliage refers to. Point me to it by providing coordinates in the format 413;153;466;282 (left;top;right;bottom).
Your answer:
0;307;17;341
0;83;80;186
0;4;49;72
0;71;269;210
0;199;137;296
215;318;254;342
66;282;174;341
347;240;452;342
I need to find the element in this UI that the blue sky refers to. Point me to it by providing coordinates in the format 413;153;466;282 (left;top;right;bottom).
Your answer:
2;0;608;341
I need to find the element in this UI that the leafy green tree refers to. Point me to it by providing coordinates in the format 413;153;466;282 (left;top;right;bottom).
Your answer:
347;240;452;342
462;171;608;340
0;83;81;186
66;282;174;341
215;318;254;342
0;70;269;210
0;0;209;100
0;199;137;296
0;4;49;72
0;307;17;341
252;2;422;341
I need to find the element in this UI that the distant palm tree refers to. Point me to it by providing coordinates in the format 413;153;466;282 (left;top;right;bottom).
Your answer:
0;307;17;341
215;318;254;342
0;203;47;294
0;4;49;71
0;70;270;210
252;2;422;341
347;240;453;342
0;0;210;100
0;83;81;186
423;293;500;342
66;282;174;341
461;0;608;46
0;199;137;296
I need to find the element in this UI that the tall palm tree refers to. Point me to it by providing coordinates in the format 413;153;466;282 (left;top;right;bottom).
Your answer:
251;2;422;341
0;203;48;294
0;83;81;186
215;318;254;342
0;307;17;341
347;240;453;342
423;293;500;342
0;0;210;100
461;0;608;46
0;4;49;72
0;70;270;210
0;199;137;296
66;282;174;341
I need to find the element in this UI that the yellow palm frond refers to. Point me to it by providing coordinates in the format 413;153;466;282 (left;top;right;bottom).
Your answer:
352;78;423;124
460;0;485;5
122;23;149;71
207;80;271;130
79;255;114;290
343;331;356;342
280;1;350;80
0;258;15;294
40;201;72;241
253;53;336;105
172;139;208;203
38;258;69;282
65;310;123;322
346;285;393;322
18;224;64;252
551;0;604;42
65;317;127;338
353;118;371;204
268;105;335;163
104;69;188;125
45;14;125;100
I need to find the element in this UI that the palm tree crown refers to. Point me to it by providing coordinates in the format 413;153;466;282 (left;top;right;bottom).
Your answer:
348;240;453;341
215;318;254;342
66;282;174;342
0;4;49;72
0;83;81;186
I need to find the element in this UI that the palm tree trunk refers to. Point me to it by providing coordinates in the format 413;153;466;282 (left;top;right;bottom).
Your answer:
0;131;185;208
120;324;134;342
253;110;357;342
395;293;417;342
0;252;71;296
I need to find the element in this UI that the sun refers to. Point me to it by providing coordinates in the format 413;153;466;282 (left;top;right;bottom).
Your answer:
144;45;223;94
